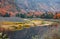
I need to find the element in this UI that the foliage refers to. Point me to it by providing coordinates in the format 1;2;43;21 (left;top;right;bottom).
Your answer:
0;32;9;39
53;13;60;19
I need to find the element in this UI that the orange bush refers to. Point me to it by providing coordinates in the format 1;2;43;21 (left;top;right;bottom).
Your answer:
53;13;60;19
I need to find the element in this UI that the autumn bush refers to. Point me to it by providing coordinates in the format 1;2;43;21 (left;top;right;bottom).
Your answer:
53;13;60;19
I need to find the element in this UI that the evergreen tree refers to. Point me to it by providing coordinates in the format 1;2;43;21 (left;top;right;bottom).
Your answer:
3;13;10;17
16;13;21;17
20;13;26;18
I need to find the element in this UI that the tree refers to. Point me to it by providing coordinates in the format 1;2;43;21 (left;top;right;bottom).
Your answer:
40;12;54;19
3;13;10;17
0;13;2;17
16;13;21;17
48;13;54;19
40;13;45;18
20;13;26;18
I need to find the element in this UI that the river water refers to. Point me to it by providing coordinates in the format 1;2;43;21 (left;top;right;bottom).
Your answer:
0;17;60;39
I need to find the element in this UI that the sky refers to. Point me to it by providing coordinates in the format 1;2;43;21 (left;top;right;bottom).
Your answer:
15;0;60;12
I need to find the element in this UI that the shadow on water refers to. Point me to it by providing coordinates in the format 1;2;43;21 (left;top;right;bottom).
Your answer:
6;26;51;39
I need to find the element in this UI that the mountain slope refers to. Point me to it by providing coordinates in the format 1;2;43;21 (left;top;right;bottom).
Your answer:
15;0;60;12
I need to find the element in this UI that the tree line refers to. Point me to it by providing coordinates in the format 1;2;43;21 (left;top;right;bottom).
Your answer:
0;12;60;19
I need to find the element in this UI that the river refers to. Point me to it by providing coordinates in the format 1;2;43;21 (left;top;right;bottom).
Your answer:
0;17;60;39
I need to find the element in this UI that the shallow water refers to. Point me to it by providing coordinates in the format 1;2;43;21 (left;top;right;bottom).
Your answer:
7;26;51;39
0;17;60;39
